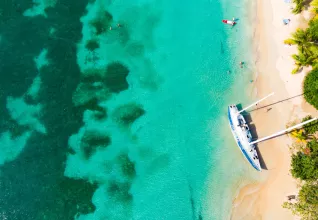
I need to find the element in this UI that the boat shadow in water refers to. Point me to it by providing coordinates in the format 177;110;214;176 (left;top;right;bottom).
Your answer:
237;104;268;170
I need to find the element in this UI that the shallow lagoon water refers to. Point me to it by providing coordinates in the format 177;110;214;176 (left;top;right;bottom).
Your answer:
0;0;256;219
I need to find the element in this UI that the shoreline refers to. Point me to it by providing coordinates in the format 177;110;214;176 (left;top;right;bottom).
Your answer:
231;0;317;219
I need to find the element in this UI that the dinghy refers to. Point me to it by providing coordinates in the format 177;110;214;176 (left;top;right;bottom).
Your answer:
222;19;236;26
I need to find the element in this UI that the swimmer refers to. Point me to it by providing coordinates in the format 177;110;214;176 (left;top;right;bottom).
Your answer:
240;61;243;68
227;70;230;74
117;23;121;27
232;17;235;21
109;26;112;30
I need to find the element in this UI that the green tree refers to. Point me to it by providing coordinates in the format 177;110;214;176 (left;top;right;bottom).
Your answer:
307;139;318;157
285;29;311;51
292;0;305;14
302;116;318;134
292;51;314;74
303;68;318;110
308;19;318;40
283;182;318;220
290;139;318;180
285;28;318;73
310;0;318;14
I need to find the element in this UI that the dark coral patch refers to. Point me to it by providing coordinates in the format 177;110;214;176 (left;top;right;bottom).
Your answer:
77;98;107;120
112;103;145;127
118;154;136;178
104;62;129;93
81;68;104;83
107;180;133;203
81;130;111;159
35;178;98;219
72;82;111;112
85;39;100;51
90;11;113;35
6;118;30;139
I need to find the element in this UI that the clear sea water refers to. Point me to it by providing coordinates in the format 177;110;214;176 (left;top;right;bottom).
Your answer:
0;0;257;219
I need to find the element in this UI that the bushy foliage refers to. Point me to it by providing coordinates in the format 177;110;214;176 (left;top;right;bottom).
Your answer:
283;182;318;220
291;139;318;180
303;68;318;109
302;115;318;134
291;129;307;142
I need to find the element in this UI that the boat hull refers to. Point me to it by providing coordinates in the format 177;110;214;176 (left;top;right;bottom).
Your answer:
228;106;261;171
222;20;236;25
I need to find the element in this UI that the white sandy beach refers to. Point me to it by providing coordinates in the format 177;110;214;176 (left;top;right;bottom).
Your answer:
231;0;317;219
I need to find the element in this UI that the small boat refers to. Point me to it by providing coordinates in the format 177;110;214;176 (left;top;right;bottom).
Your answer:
222;19;236;26
228;92;317;171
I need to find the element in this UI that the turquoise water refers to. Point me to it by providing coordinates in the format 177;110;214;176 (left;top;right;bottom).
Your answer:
0;0;256;219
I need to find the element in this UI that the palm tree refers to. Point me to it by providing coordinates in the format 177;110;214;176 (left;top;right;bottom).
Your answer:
291;51;314;74
308;18;318;40
308;45;318;64
310;0;318;14
291;29;312;52
292;0;305;14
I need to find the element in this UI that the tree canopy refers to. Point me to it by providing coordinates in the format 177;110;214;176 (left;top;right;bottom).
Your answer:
302;115;318;135
291;139;318;180
285;18;318;74
283;182;318;220
303;68;318;109
286;139;318;219
292;0;305;14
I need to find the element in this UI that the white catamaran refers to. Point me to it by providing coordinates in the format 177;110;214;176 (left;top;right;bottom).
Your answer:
228;93;318;171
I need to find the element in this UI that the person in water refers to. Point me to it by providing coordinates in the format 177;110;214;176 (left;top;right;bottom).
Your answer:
240;61;243;68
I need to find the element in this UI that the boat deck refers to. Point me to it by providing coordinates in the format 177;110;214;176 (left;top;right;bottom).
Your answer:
228;105;261;171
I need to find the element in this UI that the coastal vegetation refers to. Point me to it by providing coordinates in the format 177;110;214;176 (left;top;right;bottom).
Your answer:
284;23;318;74
290;139;318;180
284;0;318;110
303;68;318;109
292;0;305;14
283;182;318;220
284;116;318;219
302;115;318;134
288;115;318;142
